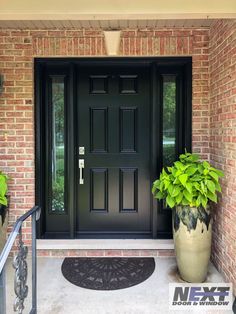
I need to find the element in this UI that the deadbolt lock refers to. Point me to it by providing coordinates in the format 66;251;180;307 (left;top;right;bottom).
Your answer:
79;146;85;155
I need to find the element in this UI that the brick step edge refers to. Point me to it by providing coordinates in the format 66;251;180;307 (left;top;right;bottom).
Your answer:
37;249;175;258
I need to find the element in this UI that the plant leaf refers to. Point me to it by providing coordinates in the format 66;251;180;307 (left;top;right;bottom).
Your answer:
175;192;183;204
183;189;192;203
164;180;170;189
168;184;174;195
201;181;207;194
206;180;215;193
209;171;219;181
172;186;180;197
201;195;208;208
154;191;164;200
203;161;210;169
215;181;222;192
186;167;197;176
181;197;189;206
185;182;192;194
207;191;217;203
166;195;175;208
179;174;188;186
0;177;7;196
189;154;199;162
211;168;224;177
174;161;185;170
0;196;7;206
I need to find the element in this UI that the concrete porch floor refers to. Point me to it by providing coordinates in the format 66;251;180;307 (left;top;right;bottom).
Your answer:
6;257;233;314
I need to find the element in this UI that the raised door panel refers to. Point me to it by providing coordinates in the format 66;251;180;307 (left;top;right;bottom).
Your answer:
90;168;108;212
119;107;137;153
119;168;138;212
90;108;108;153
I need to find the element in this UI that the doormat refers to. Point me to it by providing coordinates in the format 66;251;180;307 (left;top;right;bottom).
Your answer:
61;257;155;290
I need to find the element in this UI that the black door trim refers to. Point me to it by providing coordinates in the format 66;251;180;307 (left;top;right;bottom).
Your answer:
35;57;192;239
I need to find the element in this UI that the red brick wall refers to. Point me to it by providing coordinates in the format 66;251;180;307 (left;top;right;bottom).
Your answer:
209;20;236;294
0;29;209;241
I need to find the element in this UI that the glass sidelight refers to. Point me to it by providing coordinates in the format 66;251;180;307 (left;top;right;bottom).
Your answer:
160;75;177;212
162;75;176;167
50;77;65;212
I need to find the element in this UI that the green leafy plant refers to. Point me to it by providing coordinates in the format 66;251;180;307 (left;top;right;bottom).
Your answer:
152;152;224;209
0;171;8;207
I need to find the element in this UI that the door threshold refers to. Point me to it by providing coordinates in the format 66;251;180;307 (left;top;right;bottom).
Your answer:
37;239;174;250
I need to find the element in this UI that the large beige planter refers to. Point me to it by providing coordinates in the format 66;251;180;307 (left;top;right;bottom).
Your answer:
0;206;8;253
173;206;212;283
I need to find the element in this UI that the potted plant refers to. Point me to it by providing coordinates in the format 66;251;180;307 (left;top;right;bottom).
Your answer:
152;152;223;282
0;170;9;253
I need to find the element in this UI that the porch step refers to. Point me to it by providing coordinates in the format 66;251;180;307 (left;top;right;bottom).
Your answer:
37;239;175;257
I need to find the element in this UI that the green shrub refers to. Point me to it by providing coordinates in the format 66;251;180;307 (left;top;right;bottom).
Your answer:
152;152;224;209
0;171;8;206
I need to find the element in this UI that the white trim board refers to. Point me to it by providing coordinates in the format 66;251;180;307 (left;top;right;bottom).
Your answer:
37;239;174;250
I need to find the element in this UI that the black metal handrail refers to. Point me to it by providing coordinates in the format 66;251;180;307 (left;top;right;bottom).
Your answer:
0;205;41;314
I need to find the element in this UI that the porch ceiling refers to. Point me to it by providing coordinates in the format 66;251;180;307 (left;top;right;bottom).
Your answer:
0;19;215;29
0;0;235;29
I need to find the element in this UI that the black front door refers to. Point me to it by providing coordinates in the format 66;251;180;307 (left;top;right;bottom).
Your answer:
76;64;151;237
36;57;192;239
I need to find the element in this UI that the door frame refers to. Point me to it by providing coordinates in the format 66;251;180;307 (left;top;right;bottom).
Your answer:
35;57;192;239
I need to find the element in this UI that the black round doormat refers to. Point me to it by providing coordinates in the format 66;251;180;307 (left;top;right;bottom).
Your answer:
61;257;155;290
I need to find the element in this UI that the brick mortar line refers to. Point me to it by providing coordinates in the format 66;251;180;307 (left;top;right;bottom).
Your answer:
30;35;196;38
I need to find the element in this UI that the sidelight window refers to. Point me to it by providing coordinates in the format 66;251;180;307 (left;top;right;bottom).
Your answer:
162;75;176;167
50;77;65;212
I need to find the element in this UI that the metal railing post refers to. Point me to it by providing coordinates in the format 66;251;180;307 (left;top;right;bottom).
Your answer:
0;265;6;314
31;210;37;314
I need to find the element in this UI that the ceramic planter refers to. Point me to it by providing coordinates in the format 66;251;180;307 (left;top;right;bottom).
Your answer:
172;205;212;283
0;204;9;253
